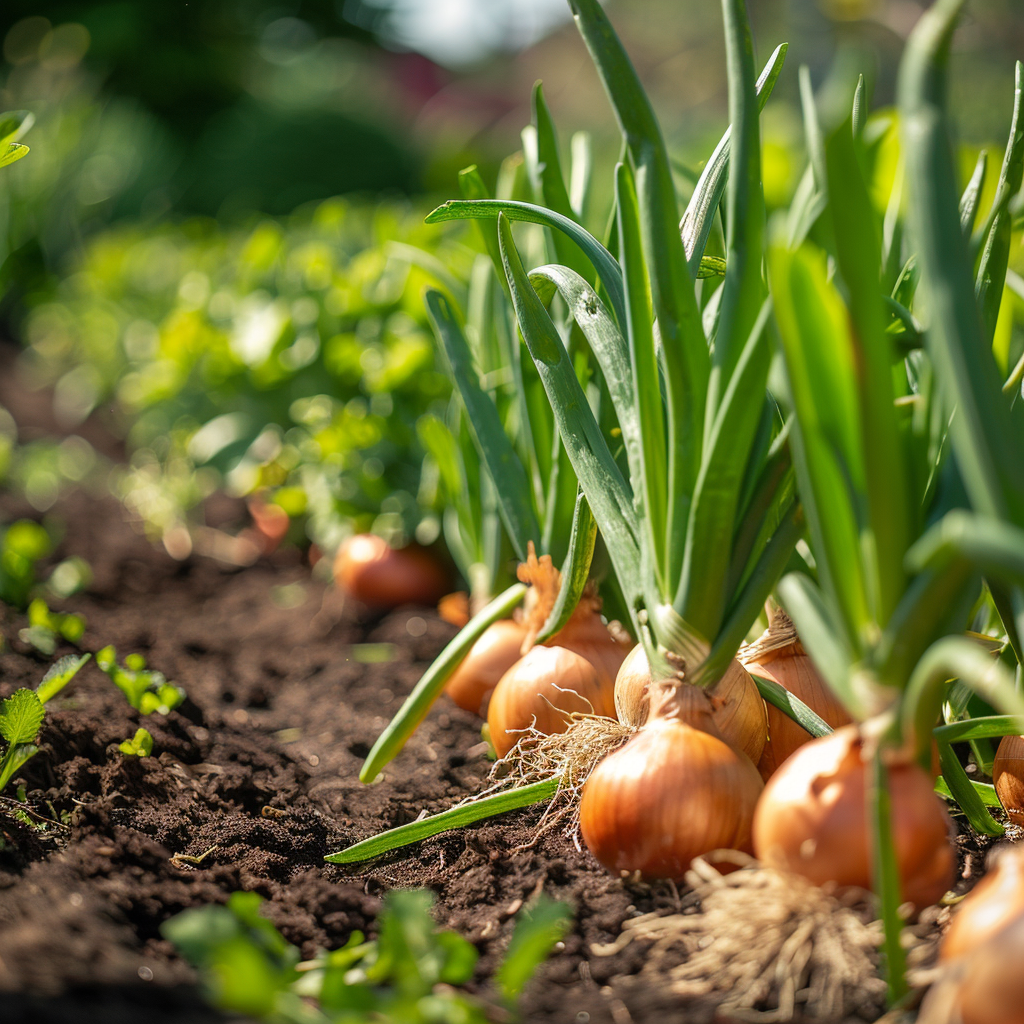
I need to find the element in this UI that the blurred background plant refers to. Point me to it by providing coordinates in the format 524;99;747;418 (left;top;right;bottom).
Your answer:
0;0;1021;590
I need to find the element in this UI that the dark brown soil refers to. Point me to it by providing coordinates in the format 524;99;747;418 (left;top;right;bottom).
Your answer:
0;366;1011;1024
0;477;675;1024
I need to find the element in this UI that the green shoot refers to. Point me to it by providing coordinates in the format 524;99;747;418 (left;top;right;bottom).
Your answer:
119;728;154;758
96;646;185;715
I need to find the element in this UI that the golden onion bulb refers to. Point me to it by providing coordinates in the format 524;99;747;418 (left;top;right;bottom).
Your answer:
942;845;1024;962
993;735;1024;826
953;913;1024;1024
747;644;852;780
487;645;616;758
333;534;448;608
613;645;766;762
443;618;529;717
580;683;763;879
752;725;953;908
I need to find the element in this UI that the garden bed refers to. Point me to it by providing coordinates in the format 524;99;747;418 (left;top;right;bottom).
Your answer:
0;478;1008;1024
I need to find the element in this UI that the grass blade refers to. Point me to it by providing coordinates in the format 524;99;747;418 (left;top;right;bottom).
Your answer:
327;778;558;863
426;290;541;561
360;583;528;783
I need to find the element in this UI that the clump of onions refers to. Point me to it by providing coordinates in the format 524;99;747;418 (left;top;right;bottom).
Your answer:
740;612;851;780
488;645;617;758
444;618;528;717
580;682;763;878
333;534;449;608
752;725;953;908
942;845;1024;961
992;735;1024;826
614;643;767;763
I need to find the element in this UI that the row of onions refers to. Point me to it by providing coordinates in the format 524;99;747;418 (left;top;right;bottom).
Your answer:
330;0;1024;1015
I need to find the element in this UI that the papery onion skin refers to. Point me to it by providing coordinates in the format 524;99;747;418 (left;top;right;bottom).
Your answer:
558;611;628;694
333;534;449;608
580;684;763;879
749;644;852;780
444;619;528;717
438;591;471;628
942;845;1024;962
993;735;1024;826
752;725;953;908
954;913;1024;1024
487;645;616;758
613;645;766;763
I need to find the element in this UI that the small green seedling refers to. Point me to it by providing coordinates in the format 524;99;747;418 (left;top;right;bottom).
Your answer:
0;653;90;793
0;520;52;609
163;888;571;1022
18;598;86;656
119;727;154;758
96;646;185;715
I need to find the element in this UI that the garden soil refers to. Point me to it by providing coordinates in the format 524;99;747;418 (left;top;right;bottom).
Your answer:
0;366;1006;1024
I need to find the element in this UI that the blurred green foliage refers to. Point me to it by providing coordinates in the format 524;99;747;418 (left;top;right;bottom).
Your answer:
163;887;571;1023
20;197;471;554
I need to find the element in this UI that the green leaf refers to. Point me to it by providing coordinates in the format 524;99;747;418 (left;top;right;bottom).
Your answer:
869;751;909;1004
0;110;34;148
616;161;669;594
497;213;643;619
360;582;527;783
425;198;625;327
680;42;788;274
936;740;1004;836
0;743;38;793
899;0;1024;523
535;489;597;643
768;241;870;645
326;778;558;863
0;143;29;170
37;653;91;704
119;727;154;758
528;264;640;486
568;0;709;543
959;150;988;237
825;114;910;626
0;689;44;746
750;670;832;738
975;62;1024;344
675;298;772;639
496;896;573;1000
426;289;541;561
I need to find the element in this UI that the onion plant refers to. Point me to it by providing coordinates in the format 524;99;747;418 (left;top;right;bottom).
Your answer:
359;116;615;784
762;2;1024;999
333;0;802;862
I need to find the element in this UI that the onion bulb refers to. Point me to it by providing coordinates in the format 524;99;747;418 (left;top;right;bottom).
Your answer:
950;913;1024;1024
745;641;851;780
517;544;627;692
444;618;528;716
580;683;763;879
487;646;616;758
993;735;1024;826
752;725;953;908
333;534;448;608
942;845;1024;961
613;644;767;762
